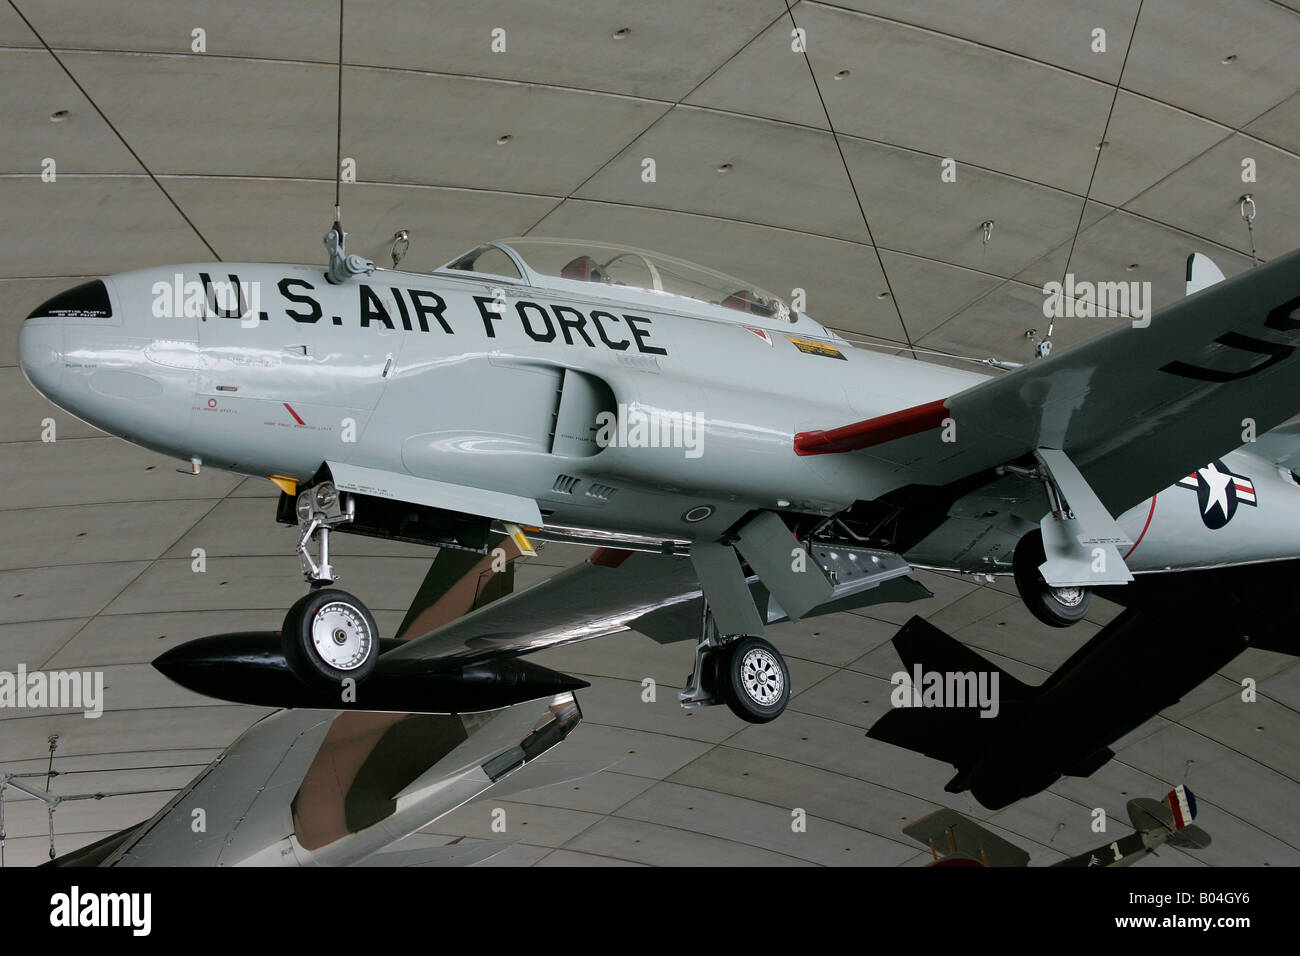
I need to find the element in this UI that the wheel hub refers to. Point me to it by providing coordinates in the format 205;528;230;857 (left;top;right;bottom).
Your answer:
1050;585;1086;608
738;646;783;705
311;602;372;670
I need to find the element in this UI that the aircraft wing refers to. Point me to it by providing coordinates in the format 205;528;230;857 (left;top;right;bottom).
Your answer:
74;535;598;867
796;248;1300;517
383;547;932;664
82;694;588;866
902;808;1030;867
361;840;518;867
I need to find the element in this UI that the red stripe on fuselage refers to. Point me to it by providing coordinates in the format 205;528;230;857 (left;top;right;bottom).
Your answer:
283;402;305;425
793;398;950;456
1123;494;1157;561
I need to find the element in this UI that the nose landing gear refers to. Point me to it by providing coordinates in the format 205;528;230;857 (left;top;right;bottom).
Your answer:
679;608;791;723
283;482;380;692
281;587;379;690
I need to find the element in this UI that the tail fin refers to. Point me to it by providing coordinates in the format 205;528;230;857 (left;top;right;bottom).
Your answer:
394;533;521;640
1186;252;1226;296
1126;786;1212;851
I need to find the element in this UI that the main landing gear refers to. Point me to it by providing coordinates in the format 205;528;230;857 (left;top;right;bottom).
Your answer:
283;481;379;691
679;607;791;723
1012;528;1093;628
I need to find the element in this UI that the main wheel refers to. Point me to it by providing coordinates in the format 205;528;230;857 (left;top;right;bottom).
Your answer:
721;636;790;723
1012;530;1092;628
281;588;379;692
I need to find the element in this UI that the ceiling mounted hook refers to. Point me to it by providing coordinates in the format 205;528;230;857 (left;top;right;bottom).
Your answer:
390;230;410;268
1239;194;1259;266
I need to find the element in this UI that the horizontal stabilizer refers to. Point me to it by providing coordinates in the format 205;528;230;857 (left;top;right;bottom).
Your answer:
1127;796;1179;837
1168;825;1212;850
1127;789;1211;850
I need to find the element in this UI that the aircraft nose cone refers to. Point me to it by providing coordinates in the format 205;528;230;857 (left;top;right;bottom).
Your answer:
17;316;65;398
19;280;112;401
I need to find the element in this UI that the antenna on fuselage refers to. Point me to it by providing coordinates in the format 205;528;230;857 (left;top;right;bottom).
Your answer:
323;0;373;285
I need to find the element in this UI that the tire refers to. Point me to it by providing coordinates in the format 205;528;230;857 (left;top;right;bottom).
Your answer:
721;636;790;723
1012;530;1092;628
281;588;379;691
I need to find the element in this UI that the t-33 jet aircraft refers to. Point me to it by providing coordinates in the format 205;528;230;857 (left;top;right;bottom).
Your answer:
17;229;1300;723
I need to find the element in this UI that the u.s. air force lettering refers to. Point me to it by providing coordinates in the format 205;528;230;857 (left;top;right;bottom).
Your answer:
273;275;667;354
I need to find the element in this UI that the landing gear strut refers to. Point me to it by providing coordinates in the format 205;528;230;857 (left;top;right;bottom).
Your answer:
679;606;790;723
283;481;379;691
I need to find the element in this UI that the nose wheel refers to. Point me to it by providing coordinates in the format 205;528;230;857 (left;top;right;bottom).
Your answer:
283;481;380;692
281;588;379;692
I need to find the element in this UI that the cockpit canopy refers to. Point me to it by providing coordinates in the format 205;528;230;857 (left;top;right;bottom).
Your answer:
440;238;792;322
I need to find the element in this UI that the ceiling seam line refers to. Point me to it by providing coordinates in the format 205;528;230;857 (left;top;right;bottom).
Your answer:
784;0;915;355
605;802;907;861
1059;0;1146;290
601;772;920;853
5;42;1295;158
919;89;1287;345
3;0;221;260
518;7;793;237
672;100;1300;186
32;487;250;671
807;0;1299;128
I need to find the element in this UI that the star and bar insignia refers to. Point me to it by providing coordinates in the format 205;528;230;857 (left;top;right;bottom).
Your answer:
1177;459;1257;530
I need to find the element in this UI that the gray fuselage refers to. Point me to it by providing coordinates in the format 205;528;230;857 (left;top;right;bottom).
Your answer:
19;260;1300;576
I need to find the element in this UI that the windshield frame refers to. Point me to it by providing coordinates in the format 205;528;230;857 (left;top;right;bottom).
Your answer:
437;238;793;323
